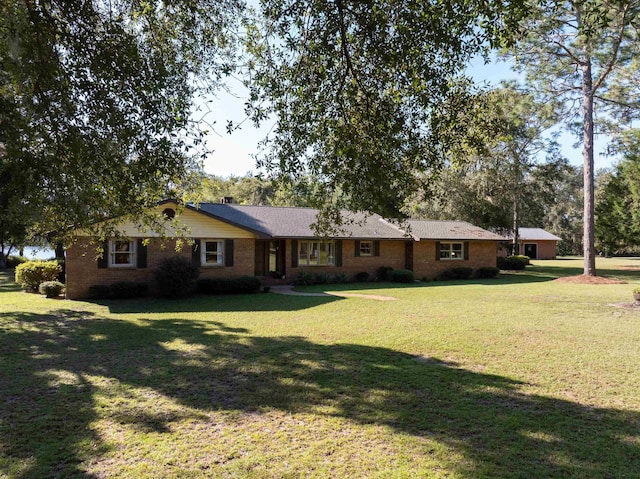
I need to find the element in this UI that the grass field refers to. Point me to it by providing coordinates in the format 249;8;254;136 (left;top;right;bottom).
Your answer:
1;257;640;478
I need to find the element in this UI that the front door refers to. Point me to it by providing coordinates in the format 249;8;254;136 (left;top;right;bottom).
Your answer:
255;240;286;277
524;243;537;259
405;242;414;270
268;240;286;278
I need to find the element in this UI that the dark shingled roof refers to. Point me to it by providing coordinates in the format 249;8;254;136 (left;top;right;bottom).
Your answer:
191;203;408;239
187;203;506;241
405;220;506;241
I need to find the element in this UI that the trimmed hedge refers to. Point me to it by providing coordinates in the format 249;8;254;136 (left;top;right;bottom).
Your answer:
87;282;148;299
333;272;350;284
196;276;262;295
474;266;500;279
389;268;414;283
376;266;394;281
293;272;313;286
512;255;530;265
497;256;527;270
108;281;149;299
153;256;199;298
15;261;62;292
39;281;65;298
314;273;331;285
87;284;110;299
437;267;473;281
355;271;370;282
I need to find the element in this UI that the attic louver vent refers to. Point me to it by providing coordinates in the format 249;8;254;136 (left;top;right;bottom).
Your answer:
162;208;176;220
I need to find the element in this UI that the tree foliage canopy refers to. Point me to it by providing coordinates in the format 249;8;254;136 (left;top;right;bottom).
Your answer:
0;0;242;239
596;130;640;253
405;86;564;231
245;0;531;221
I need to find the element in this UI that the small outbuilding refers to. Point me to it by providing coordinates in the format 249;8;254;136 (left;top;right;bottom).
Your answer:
515;228;562;260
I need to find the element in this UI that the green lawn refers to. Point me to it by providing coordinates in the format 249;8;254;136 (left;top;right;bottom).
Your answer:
1;258;640;478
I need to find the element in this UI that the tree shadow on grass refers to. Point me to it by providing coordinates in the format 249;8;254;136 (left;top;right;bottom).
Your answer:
90;292;342;315
0;270;22;292
1;309;639;478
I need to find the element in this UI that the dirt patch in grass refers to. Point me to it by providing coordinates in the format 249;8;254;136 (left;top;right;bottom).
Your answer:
553;275;627;284
610;302;640;310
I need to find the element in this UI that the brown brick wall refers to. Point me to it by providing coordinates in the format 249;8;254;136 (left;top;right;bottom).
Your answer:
284;239;499;281
413;241;498;280
284;239;408;280
66;237;501;297
65;237;255;299
519;240;557;260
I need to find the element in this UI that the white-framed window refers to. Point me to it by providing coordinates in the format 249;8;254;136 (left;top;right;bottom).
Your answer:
440;242;464;260
201;239;224;266
109;239;136;267
359;240;373;256
298;241;334;266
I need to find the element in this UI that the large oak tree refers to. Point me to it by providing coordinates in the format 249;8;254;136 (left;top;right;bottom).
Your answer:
0;0;242;244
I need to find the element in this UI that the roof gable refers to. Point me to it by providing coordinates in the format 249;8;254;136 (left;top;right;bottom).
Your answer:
518;228;562;241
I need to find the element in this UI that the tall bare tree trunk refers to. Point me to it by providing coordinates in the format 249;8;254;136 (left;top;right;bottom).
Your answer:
582;59;596;276
512;156;520;255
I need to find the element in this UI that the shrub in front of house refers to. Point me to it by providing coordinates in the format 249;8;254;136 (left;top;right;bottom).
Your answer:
153;256;200;298
376;266;394;281
437;267;474;281
497;256;527;270
355;271;370;282
39;281;65;298
196;276;261;295
314;272;331;284
15;261;62;292
473;266;500;279
86;282;148;299
390;269;414;283
512;255;530;265
87;284;111;299
333;272;350;284
108;281;149;299
293;271;313;286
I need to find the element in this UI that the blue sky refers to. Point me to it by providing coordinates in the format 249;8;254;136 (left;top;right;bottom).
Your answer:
200;55;612;177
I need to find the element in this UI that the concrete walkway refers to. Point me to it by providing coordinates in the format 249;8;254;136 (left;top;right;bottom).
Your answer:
270;285;397;301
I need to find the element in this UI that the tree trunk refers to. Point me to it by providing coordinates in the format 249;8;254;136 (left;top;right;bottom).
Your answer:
582;59;596;276
512;154;521;256
55;242;65;260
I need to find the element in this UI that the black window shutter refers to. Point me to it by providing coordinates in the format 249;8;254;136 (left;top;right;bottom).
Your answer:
291;240;298;268
374;240;380;256
335;240;342;266
98;241;108;268
225;239;234;267
192;239;201;266
137;239;147;269
464;241;469;260
355;240;360;257
435;241;441;261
